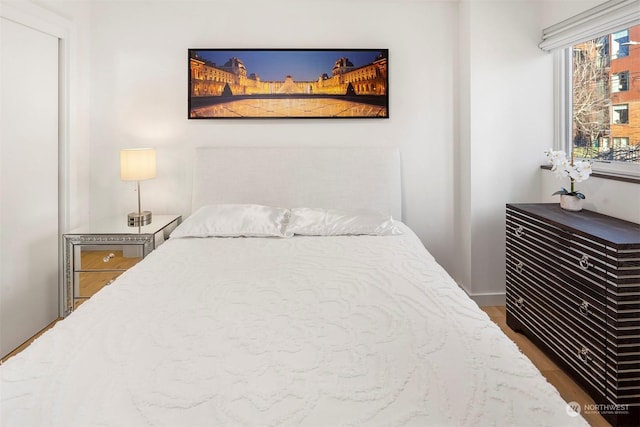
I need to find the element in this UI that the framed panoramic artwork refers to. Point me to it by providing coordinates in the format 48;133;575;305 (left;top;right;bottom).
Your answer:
188;49;388;119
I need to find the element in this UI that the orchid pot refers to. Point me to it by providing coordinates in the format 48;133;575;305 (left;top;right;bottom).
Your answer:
545;150;592;212
559;193;584;211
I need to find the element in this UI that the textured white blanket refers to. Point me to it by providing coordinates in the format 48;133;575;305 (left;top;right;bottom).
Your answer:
0;224;588;426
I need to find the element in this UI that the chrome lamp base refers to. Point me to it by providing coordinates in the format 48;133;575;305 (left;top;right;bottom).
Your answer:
127;211;152;227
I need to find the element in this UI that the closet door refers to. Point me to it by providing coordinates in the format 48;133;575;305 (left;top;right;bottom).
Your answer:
1;17;59;358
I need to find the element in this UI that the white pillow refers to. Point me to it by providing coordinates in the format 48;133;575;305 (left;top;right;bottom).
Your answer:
287;207;402;236
170;204;291;238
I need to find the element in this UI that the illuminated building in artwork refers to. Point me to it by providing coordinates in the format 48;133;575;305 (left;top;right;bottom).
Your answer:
332;57;355;75
219;57;247;78
189;52;387;98
189;57;236;96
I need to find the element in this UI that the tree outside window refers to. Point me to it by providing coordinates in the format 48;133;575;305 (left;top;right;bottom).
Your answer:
571;24;639;164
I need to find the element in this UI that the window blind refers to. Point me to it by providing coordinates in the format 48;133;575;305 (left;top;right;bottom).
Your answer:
539;0;640;51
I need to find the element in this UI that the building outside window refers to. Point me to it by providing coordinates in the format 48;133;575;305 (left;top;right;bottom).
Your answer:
570;24;639;165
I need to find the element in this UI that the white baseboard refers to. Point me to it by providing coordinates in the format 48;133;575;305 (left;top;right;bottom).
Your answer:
468;292;506;307
456;282;506;306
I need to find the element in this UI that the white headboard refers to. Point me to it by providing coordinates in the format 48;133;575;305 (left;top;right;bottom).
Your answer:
192;147;401;219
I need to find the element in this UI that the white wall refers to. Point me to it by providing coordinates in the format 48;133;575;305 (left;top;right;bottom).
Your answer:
38;0;639;305
450;0;634;304
43;0;460;270
460;0;561;302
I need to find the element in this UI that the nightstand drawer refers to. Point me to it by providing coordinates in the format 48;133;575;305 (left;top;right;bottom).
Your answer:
63;214;182;316
75;248;142;271
77;271;123;298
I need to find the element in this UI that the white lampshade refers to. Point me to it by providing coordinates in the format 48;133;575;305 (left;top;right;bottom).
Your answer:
120;148;156;181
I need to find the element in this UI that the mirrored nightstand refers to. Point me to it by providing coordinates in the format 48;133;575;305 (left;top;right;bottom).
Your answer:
62;214;181;316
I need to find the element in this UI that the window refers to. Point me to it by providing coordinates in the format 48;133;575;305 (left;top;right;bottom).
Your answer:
540;0;640;175
614;137;629;147
569;26;639;168
611;71;629;92
612;29;629;59
570;29;638;165
612;104;629;124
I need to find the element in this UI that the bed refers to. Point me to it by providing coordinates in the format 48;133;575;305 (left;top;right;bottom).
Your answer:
0;147;587;426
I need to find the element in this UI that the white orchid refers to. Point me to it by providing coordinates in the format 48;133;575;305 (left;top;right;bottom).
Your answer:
571;160;592;182
545;149;593;199
547;149;567;167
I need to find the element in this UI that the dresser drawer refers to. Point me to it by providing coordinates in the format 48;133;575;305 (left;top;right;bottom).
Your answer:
507;286;607;393
507;243;606;313
507;274;607;350
507;214;608;303
509;211;608;272
506;271;607;348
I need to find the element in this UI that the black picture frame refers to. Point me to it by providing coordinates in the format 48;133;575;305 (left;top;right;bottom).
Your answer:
188;49;388;119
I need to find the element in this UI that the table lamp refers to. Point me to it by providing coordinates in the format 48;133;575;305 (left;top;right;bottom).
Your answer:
120;148;156;227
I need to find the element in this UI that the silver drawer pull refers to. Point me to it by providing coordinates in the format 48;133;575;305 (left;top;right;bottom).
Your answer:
515;261;524;273
515;297;524;309
514;225;524;237
578;346;590;364
579;301;590;316
103;253;115;263
579;255;589;270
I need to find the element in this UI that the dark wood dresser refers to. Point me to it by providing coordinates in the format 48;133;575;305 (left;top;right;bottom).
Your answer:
505;203;640;427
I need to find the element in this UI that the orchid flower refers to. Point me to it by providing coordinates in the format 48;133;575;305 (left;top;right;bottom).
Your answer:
545;150;593;199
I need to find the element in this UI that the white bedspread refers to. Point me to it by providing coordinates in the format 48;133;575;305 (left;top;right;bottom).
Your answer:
1;224;587;426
